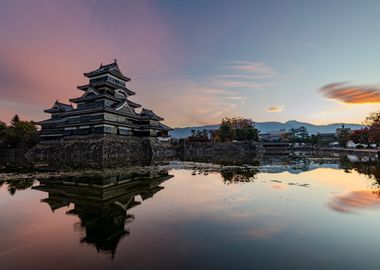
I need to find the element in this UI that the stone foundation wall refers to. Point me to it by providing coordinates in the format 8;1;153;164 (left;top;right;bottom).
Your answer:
0;147;30;164
183;141;264;165
149;138;182;163
24;135;264;168
25;135;151;168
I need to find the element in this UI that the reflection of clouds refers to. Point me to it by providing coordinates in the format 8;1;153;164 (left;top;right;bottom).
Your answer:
329;190;380;213
271;183;288;190
246;224;284;240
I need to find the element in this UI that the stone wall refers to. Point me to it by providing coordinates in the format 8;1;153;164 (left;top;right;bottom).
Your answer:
0;147;30;164
183;141;264;165
149;138;182;163
25;134;151;168
23;135;264;168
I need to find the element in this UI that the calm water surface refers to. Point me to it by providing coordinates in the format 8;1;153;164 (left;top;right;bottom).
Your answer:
1;160;380;269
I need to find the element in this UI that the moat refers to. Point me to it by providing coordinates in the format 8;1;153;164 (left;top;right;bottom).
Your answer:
1;157;380;270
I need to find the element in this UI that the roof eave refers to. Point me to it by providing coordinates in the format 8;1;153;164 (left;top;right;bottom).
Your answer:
83;70;131;82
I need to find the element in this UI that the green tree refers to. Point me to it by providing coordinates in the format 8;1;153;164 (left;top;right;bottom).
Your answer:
289;127;310;142
1;115;38;147
337;129;351;147
217;117;259;142
219;118;235;142
310;134;322;146
10;115;20;127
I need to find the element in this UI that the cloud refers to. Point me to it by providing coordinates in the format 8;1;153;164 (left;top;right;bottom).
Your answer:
212;80;276;89
226;61;276;76
0;1;180;123
135;78;244;127
207;61;277;91
328;189;380;213
266;105;285;112
320;82;380;104
271;183;288;190
0;1;277;126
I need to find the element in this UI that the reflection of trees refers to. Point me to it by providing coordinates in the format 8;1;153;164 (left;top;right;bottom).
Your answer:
33;173;172;258
0;179;35;195
340;157;380;186
220;168;259;184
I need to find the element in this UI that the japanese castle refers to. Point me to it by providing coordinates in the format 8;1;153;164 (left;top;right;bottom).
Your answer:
38;60;172;139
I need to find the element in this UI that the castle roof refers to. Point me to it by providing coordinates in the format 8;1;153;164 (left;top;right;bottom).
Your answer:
84;60;131;82
140;108;164;121
77;83;135;96
44;101;73;114
156;122;173;131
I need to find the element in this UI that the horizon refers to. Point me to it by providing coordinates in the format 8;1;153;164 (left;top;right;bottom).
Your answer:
1;1;380;127
172;119;364;129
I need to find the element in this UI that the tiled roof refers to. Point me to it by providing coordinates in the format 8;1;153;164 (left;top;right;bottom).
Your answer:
83;60;131;82
140;108;164;121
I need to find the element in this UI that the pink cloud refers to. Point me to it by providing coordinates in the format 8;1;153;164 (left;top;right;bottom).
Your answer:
0;2;270;126
0;1;178;123
328;189;380;213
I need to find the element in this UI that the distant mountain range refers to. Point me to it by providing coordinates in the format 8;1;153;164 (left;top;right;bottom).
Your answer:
170;120;364;138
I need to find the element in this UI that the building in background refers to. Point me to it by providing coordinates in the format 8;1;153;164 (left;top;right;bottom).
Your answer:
335;125;351;137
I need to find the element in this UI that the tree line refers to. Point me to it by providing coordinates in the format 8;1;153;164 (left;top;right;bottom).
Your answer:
187;117;259;142
0;115;38;148
349;111;380;146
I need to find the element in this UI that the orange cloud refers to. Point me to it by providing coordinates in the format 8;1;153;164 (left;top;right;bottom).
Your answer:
320;82;380;104
328;189;380;213
266;105;285;112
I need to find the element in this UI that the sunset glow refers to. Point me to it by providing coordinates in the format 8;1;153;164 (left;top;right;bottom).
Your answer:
1;1;380;126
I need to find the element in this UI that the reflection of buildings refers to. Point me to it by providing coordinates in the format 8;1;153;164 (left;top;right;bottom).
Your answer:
33;173;172;258
259;156;340;174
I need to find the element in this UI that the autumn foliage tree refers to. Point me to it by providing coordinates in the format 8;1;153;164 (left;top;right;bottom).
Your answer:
211;117;259;142
351;128;370;145
351;111;380;146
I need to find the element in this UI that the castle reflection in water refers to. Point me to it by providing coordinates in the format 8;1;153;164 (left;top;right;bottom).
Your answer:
5;155;380;259
33;171;173;258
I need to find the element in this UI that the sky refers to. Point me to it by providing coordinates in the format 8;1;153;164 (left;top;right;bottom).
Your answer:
1;0;380;127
